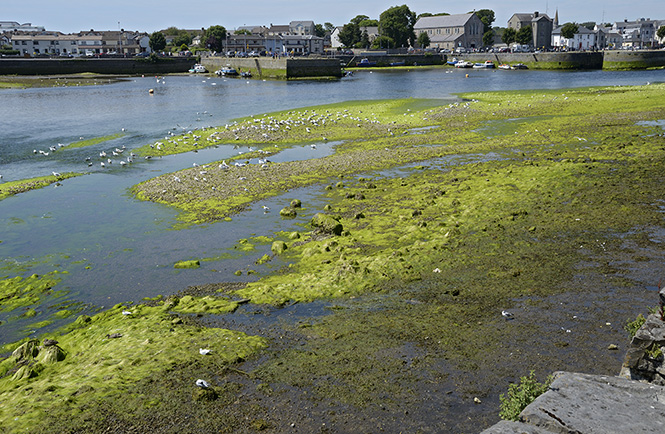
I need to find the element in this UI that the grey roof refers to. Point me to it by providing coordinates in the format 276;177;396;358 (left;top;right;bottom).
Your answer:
414;13;474;29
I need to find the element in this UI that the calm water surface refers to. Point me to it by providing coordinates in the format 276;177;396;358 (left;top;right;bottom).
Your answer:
0;68;662;343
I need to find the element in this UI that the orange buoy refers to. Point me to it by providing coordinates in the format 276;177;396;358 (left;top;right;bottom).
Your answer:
149;88;154;94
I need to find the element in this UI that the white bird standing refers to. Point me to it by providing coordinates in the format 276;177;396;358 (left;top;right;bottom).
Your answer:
199;348;212;355
502;310;514;320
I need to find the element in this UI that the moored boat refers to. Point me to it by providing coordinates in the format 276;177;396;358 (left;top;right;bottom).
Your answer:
356;58;377;67
454;60;472;68
215;66;238;76
189;64;207;73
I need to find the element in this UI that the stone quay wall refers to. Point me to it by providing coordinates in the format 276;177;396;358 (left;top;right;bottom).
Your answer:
0;57;193;75
201;56;342;79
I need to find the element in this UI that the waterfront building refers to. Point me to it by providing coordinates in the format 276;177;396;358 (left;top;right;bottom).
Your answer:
413;13;484;51
507;12;554;49
552;25;598;50
613;18;659;48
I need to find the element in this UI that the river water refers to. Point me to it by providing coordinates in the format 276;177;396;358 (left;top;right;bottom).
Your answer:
0;68;662;344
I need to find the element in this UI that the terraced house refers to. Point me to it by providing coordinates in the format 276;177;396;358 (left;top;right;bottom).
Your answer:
413;13;484;51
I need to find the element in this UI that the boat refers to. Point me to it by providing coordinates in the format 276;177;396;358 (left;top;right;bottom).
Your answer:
511;63;528;69
454;60;472;68
498;63;511;70
483;60;495;68
215;66;238;76
188;64;207;73
240;70;252;78
446;58;458;66
356;58;377;67
389;61;406;66
473;61;494;69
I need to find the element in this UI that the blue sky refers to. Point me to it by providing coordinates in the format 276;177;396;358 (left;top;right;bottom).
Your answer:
4;1;662;34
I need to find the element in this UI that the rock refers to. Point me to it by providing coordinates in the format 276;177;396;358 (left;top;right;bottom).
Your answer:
311;213;343;236
323;204;333;211
42;339;59;347
174;259;200;269
12;340;40;361
290;199;302;208
288;232;300;240
192;387;218;402
608;344;619;350
271;241;288;255
279;207;297;218
75;314;92;325
37;345;66;364
12;365;37;381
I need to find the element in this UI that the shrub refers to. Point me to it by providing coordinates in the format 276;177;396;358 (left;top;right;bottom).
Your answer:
499;371;552;421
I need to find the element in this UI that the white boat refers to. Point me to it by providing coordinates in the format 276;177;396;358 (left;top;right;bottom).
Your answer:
498;64;511;70
215;66;238;76
454;61;472;68
473;61;494;69
189;64;207;73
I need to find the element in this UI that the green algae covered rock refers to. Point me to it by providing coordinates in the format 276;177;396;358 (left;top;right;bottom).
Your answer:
271;241;288;255
37;345;66;364
290;199;302;208
12;339;40;361
280;207;297;218
311;213;343;236
174;259;200;269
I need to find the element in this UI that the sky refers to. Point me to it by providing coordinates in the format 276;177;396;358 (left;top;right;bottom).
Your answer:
3;0;662;34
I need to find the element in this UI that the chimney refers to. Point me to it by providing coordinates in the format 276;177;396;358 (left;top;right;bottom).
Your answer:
534;11;539;18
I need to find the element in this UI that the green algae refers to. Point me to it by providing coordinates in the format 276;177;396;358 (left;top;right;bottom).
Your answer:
66;133;125;149
173;259;200;269
0;299;266;433
0;272;63;313
0;173;82;201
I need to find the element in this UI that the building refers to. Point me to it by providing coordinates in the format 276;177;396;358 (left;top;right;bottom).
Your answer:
0;21;45;32
413;13;484;51
9;30;148;56
552;25;597;50
10;32;78;56
282;34;324;55
613;18;660;48
507;12;553;49
289;21;315;36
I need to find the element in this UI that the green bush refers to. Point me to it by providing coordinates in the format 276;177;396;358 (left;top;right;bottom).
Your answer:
624;313;646;338
499;371;552;421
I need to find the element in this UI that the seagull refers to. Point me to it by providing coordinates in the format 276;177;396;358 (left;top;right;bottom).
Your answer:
199;348;212;355
122;310;132;315
501;310;514;320
195;379;210;388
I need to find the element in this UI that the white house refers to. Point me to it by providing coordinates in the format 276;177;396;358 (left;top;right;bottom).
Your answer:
552;25;597;50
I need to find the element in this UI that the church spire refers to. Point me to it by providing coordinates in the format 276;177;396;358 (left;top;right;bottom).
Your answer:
555;8;559;27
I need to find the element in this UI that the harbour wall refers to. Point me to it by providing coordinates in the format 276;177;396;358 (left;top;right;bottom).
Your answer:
0;57;194;75
200;56;342;79
457;50;665;70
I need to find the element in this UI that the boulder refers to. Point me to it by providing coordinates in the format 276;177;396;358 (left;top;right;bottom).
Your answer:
37;345;66;364
290;199;302;208
192;387;218;401
280;207;297;218
271;241;288;255
12;339;40;361
311;213;343;236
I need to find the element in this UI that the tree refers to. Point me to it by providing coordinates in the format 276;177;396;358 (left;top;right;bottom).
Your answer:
417;32;430;49
324;22;335;33
204;25;227;52
515;25;533;45
418;12;449;19
379;4;417;48
580;21;596;30
173;32;192;47
483;29;495;47
358;19;379;27
360;30;371;48
561;23;579;40
338;22;361;48
502;27;517;45
351;15;370;25
149;32;166;52
372;35;395;49
474;9;496;34
234;29;251;35
314;24;325;37
657;25;665;41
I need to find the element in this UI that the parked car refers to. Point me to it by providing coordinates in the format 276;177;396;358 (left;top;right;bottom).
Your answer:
248;50;260;57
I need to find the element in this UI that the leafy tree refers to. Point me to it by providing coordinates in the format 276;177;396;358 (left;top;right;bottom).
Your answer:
561;22;579;39
474;9;496;34
234;29;251;35
516;25;533;45
502;27;517;45
324;22;335;33
371;35;395;49
179;43;189;52
379;4;417;48
483;29;495;47
149;32;166;52
360;30;371;48
314;24;325;37
418;12;450;19
580;21;596;30
417;31;430;48
351;15;370;25
338;22;361;48
173;32;192;47
204;25;227;52
358;19;379;27
657;25;665;40
162;26;181;36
